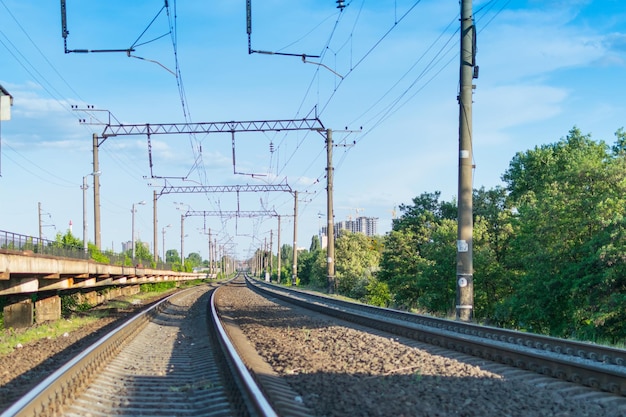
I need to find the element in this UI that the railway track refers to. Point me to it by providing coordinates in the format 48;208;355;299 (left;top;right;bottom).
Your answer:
1;284;278;417
245;275;626;399
4;275;626;416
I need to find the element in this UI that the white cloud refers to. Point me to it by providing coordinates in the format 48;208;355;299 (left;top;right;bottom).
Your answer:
475;84;567;132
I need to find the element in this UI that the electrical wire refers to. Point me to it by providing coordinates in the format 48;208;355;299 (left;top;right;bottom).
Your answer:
292;1;512;221
1;144;76;187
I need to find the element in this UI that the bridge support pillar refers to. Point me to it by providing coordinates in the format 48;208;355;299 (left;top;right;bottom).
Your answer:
35;295;61;323
77;290;98;306
122;285;140;296
3;296;34;329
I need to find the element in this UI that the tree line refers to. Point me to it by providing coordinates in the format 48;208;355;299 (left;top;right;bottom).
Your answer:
45;232;209;273
266;127;626;344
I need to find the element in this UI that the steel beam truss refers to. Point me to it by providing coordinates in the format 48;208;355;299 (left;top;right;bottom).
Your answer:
184;210;279;219
101;118;325;138
159;184;292;195
94;114;325;179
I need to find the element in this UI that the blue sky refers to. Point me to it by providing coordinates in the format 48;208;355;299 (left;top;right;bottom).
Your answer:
1;0;625;261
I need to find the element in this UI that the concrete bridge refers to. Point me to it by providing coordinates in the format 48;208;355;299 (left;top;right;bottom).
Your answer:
0;249;206;328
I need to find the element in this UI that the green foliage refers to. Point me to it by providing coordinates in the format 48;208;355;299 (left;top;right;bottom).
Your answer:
497;127;626;340
304;126;626;343
281;244;293;267
365;278;392;307
378;192;456;313
471;187;516;319
60;293;93;316
140;281;177;293
288;249;320;289
88;243;110;263
333;232;382;300
54;230;82;250
185;252;203;269
166;249;181;264
133;240;153;266
309;235;321;252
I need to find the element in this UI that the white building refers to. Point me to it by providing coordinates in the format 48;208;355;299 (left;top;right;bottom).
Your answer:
320;216;379;246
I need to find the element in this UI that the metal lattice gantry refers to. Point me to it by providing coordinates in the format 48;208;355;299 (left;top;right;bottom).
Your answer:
91;113;326;179
101;117;325;138
159;184;293;196
184;209;279;219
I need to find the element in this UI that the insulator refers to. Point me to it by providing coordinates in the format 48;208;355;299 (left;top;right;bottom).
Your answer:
337;0;345;9
269;142;274;152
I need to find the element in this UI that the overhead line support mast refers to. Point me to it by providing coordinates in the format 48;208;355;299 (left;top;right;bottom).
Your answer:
456;0;477;322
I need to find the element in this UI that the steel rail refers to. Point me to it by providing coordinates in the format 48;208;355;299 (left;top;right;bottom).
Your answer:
1;286;278;417
245;276;626;397
209;289;278;417
1;296;159;417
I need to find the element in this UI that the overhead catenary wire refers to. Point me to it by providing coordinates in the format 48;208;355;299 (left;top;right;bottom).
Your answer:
292;1;510;220
255;1;511;232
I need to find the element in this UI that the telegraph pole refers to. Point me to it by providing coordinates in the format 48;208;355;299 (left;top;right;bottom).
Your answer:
264;237;268;281
277;215;282;283
326;129;336;294
208;228;213;276
180;214;185;267
292;190;298;285
269;229;273;280
38;202;42;244
153;190;158;262
456;0;475;321
92;134;101;250
82;176;88;253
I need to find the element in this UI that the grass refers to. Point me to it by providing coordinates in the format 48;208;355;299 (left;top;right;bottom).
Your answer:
0;315;101;356
0;280;209;356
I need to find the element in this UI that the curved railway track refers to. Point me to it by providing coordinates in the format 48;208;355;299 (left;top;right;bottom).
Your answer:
1;284;277;417
244;275;626;399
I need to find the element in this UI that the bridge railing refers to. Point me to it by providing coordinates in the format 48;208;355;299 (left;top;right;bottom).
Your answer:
0;230;88;258
0;230;174;270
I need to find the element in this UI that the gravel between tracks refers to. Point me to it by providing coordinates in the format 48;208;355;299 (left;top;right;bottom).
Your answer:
216;282;623;417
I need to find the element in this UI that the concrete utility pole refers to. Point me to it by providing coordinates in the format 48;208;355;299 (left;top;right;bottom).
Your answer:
82;176;88;253
456;0;475;321
92;134;101;250
38;202;42;244
131;200;146;262
277;215;281;283
269;229;273;279
292;190;298;285
208;228;212;276
264;237;268;281
180;214;185;267
326;129;336;294
153;190;158;262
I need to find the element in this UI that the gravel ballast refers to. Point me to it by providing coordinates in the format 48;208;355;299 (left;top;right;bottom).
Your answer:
216;281;624;417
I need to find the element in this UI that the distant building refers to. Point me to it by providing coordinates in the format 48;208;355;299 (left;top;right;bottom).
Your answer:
122;240;150;253
320;216;379;246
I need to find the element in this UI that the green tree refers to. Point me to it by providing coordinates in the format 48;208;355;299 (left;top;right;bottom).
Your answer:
333;231;382;300
133;241;153;267
166;249;181;264
185;252;203;269
472;186;516;320
54;230;82;250
297;248;318;287
280;244;293;267
378;192;456;313
500;127;626;339
309;234;321;252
